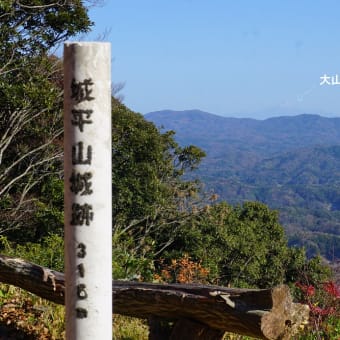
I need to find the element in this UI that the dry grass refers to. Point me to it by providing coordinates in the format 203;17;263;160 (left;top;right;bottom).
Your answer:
0;284;149;340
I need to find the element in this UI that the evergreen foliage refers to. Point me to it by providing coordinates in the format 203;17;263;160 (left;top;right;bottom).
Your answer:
0;1;92;237
0;0;332;298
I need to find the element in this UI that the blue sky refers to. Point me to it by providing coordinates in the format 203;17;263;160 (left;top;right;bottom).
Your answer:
82;0;340;118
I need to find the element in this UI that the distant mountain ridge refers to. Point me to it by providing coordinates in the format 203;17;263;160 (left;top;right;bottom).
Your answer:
146;110;340;152
145;110;340;260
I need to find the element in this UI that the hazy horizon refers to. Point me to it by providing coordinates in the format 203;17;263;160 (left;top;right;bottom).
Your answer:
144;108;340;120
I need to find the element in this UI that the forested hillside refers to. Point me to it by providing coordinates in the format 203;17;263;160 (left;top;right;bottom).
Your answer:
1;1;326;293
146;110;340;260
1;2;339;338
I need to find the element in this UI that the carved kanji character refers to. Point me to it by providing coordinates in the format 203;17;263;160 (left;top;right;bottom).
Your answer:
72;142;92;165
71;78;94;102
71;203;94;226
70;171;93;195
71;109;93;132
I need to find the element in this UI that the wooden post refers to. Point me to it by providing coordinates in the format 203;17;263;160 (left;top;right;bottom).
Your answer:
63;42;112;339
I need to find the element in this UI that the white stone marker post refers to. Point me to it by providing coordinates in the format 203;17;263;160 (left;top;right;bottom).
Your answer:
63;42;112;339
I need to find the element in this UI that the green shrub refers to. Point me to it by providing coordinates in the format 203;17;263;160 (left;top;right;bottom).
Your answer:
0;234;64;272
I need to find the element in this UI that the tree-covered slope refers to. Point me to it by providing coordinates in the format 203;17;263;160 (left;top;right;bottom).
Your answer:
145;110;340;259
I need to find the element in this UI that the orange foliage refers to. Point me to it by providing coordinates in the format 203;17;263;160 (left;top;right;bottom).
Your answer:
154;254;209;284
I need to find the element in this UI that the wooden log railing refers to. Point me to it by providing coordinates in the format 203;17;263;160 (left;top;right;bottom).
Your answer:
0;254;309;340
